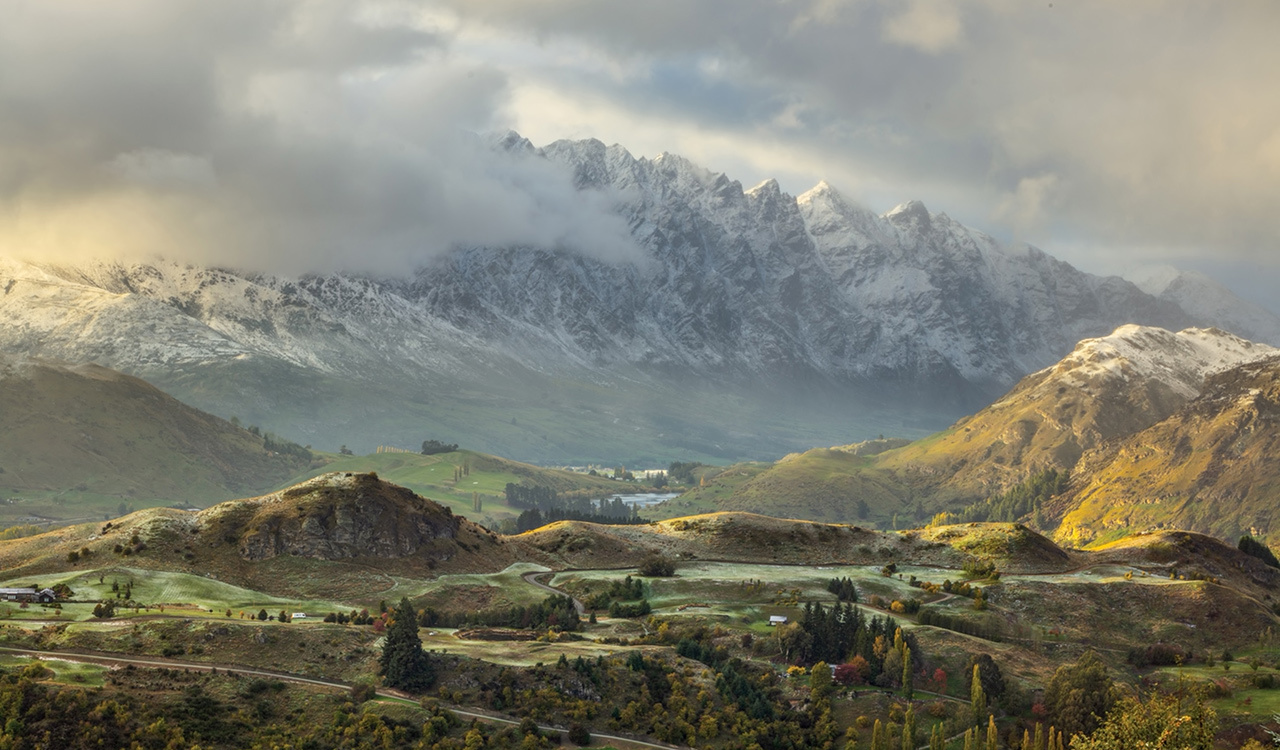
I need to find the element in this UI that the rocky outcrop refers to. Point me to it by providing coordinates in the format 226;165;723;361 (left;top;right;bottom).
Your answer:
205;472;463;561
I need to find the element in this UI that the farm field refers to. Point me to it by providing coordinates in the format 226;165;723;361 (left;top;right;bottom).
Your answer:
0;567;349;621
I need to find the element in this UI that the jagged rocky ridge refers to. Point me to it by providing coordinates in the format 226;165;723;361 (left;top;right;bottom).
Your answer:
1;135;1277;460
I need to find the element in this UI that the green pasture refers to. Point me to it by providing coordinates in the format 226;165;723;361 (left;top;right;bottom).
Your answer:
420;627;635;667
286;450;629;527
553;562;943;623
366;563;555;609
0;652;109;687
0;567;350;619
1001;565;1181;586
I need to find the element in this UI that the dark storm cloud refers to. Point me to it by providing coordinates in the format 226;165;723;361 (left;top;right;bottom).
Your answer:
0;0;640;272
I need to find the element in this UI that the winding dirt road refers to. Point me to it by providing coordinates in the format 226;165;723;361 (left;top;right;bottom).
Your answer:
0;645;683;750
521;571;586;616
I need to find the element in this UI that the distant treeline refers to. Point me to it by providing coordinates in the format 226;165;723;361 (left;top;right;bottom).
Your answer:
420;439;458;455
515;505;646;532
666;461;705;484
918;607;1003;641
263;432;311;461
1239;535;1280;569
507;483;644;531
931;468;1068;526
233;418;312;461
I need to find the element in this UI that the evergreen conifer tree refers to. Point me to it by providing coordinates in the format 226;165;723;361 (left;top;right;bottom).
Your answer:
380;597;434;692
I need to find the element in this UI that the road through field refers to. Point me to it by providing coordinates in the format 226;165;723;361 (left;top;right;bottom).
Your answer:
521;571;586;616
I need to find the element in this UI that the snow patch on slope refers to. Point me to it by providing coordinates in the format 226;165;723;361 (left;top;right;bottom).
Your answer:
1047;324;1276;398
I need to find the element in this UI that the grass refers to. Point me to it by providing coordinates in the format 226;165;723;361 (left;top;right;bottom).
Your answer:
0;653;109;687
284;451;628;528
675;448;914;526
0;567;350;619
371;563;556;610
553;562;938;624
420;628;634;667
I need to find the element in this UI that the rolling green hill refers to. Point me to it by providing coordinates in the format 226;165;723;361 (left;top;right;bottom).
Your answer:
285;450;630;530
0;356;314;528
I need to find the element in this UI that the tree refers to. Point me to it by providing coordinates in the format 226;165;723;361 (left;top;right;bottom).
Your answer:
970;665;987;726
902;645;914;700
835;656;871;686
637;554;675;577
902;705;916;750
257;609;268;621
567;722;591;746
810;662;834;700
1044;651;1116;740
380;597;435;692
339;445;354;455
421;439;459;455
1070;690;1216;750
1238;535;1280;568
968;654;1006;702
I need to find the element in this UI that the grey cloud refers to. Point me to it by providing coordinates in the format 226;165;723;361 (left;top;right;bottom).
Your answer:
444;0;1280;272
0;0;641;273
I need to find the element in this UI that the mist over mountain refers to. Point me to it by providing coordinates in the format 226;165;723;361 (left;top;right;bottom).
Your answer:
2;136;1276;463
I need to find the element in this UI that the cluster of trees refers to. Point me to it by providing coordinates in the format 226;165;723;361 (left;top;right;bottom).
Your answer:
585;576;645;610
420;440;458;455
666;461;705;485
507;484;644;531
1239;535;1280;568
638;554;676;577
514;503;644;533
917;607;1003;641
931;468;1069;526
675;640;777;721
791;601;907;676
826;577;859;602
262;432;311;460
322;609;379;625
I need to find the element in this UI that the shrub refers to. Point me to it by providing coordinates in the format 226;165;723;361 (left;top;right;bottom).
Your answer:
638;554;675;577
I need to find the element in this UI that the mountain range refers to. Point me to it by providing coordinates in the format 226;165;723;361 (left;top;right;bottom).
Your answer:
2;135;1278;464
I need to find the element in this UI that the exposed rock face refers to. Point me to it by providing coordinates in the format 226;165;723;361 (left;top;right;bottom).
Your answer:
205;472;463;561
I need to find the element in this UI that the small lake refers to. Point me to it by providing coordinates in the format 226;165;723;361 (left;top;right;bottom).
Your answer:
609;492;680;508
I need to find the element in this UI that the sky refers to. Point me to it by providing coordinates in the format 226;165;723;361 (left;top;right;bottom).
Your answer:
1;0;1277;310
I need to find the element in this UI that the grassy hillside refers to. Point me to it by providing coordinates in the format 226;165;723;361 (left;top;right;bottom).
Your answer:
699;449;913;525
0;356;314;528
286;450;629;529
1048;356;1280;547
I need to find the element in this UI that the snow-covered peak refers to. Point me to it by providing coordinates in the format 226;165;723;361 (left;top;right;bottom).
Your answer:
1129;267;1280;347
884;199;930;221
1048;324;1276;398
745;178;782;199
1131;264;1184;296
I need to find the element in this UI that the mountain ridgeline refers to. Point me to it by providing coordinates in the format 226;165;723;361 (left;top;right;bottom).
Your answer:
3;135;1278;463
676;325;1280;547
